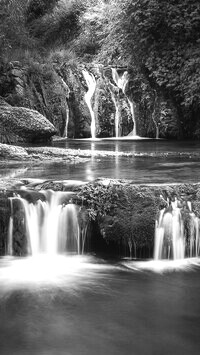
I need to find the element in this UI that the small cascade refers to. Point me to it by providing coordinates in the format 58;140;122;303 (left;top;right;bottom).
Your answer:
110;89;121;138
127;99;136;136
154;199;200;260
187;201;200;257
8;191;86;256
7;197;15;255
111;69;129;94
111;68;137;136
64;105;70;138
61;78;70;138
82;69;96;139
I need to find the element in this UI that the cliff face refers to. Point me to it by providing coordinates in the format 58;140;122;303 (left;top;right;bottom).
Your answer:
0;61;69;137
0;60;179;140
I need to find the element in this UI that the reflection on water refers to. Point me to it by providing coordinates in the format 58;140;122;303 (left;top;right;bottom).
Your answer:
53;138;200;154
0;256;200;355
1;140;200;183
1;157;200;184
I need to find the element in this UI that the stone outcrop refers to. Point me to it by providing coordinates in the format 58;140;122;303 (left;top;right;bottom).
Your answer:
0;105;57;144
0;143;28;159
0;61;70;137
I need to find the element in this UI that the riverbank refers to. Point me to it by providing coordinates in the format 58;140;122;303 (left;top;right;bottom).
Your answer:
1;142;200;162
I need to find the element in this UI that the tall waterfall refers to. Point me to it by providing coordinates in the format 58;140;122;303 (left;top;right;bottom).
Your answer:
154;199;200;260
111;68;137;136
82;69;96;139
8;191;85;256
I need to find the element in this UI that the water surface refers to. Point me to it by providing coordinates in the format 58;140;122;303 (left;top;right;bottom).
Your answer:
1;139;200;184
0;256;200;355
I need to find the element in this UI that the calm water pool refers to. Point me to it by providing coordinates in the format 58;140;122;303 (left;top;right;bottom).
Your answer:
1;139;200;183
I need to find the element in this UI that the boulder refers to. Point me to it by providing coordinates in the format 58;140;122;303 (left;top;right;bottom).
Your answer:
0;106;57;143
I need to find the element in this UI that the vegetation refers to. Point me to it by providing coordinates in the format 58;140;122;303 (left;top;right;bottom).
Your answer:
0;0;200;138
98;0;200;137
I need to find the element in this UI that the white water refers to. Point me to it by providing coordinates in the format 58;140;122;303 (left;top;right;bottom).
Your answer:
109;89;121;138
111;68;137;136
82;69;96;139
61;78;70;138
64;104;70;138
8;191;82;256
154;199;200;260
7;197;15;255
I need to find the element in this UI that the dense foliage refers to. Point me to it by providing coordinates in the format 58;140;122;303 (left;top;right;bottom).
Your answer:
99;0;200;137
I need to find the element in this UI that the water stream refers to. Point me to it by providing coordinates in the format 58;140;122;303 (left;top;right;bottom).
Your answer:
8;191;85;256
154;199;200;260
111;68;137;136
82;69;96;139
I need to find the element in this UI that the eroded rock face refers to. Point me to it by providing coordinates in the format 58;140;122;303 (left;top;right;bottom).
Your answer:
0;106;57;144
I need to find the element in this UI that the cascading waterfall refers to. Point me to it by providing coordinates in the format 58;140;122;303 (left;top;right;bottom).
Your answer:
154;199;200;260
82;69;96;139
111;68;137;136
8;190;84;256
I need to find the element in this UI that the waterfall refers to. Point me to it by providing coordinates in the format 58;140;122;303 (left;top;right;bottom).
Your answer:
64;105;70;138
82;69;96;139
7;197;15;255
128;99;136;136
8;191;84;256
187;201;200;257
61;78;70;138
111;69;129;94
109;89;121;138
111;68;137;136
154;199;200;260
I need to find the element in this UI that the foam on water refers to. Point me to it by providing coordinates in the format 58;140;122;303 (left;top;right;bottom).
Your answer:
122;257;200;274
0;255;116;294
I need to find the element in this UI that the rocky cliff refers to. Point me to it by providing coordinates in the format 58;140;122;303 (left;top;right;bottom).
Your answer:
0;60;178;141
